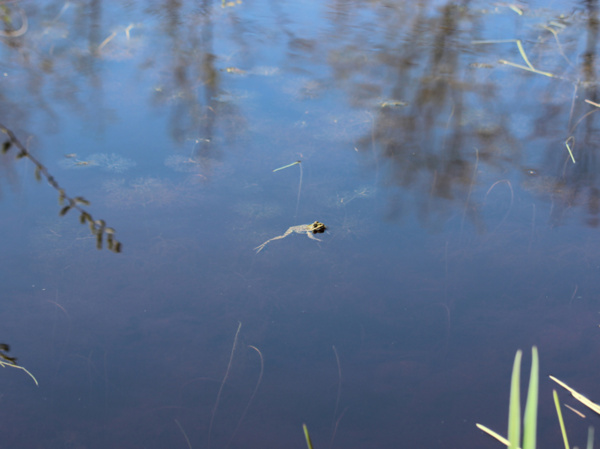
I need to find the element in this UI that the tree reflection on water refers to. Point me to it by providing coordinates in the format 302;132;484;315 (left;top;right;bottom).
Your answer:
0;1;597;229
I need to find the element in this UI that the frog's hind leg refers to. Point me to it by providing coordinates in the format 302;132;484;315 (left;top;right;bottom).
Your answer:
254;228;294;253
254;242;269;253
254;238;279;253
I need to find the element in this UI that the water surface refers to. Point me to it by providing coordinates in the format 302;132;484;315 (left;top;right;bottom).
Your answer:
1;1;600;448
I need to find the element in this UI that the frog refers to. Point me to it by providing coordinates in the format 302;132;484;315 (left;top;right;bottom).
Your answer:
254;221;326;253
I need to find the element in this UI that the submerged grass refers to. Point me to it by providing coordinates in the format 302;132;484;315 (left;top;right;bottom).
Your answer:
208;322;242;449
272;160;303;217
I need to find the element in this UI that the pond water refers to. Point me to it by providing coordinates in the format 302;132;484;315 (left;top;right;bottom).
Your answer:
1;0;600;448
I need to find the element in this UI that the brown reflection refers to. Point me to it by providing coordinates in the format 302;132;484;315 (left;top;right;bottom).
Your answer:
146;0;249;176
327;2;510;229
318;0;600;229
1;0;600;229
528;0;600;227
0;0;248;180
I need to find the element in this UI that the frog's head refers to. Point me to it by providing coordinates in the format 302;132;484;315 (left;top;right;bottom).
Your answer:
310;221;326;233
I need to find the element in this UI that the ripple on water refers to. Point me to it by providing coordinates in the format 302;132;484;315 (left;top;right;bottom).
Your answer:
89;153;137;173
102;177;201;208
59;153;136;173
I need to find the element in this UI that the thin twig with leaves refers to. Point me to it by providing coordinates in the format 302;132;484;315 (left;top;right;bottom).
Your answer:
0;123;122;252
0;343;38;386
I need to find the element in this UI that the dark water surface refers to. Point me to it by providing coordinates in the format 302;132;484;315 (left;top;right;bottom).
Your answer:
2;1;600;448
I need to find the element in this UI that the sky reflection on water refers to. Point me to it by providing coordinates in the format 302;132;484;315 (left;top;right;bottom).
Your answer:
1;1;600;448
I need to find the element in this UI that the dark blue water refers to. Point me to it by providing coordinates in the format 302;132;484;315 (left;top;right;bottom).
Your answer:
1;1;600;448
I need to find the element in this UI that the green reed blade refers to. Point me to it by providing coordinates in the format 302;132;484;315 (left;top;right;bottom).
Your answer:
509;350;523;449
553;389;570;449
523;346;539;449
303;424;314;449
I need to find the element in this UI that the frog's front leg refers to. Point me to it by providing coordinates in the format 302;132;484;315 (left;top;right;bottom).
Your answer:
306;231;322;242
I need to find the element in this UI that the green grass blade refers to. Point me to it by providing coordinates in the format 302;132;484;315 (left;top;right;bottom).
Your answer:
516;40;535;71
476;423;510;446
549;376;600;415
565;137;576;164
273;161;301;172
508;350;523;449
553;390;570;449
303;424;314;449
523;346;539;449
